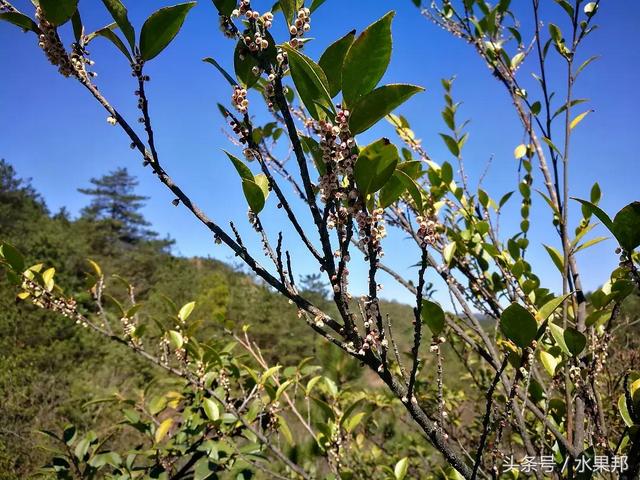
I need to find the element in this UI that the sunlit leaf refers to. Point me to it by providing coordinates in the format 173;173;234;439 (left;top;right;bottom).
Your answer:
140;2;195;61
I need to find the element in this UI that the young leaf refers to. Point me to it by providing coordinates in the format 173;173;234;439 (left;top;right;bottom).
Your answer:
354;138;398;196
39;0;78;26
100;0;135;50
168;330;184;349
319;30;356;98
421;300;445;335
539;350;559;376
543;244;564;273
202;398;220;421
242;179;267;213
394;457;409;480
342;12;394;105
443;241;457;265
282;44;334;121
140;2;196;61
178;301;196;322
0;12;40;33
500;303;537;349
514;143;528;159
349;84;424;134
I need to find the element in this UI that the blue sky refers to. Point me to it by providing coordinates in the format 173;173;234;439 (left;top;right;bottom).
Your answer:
1;0;638;305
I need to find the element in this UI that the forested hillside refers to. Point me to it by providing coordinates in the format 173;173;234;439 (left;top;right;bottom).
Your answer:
0;160;420;478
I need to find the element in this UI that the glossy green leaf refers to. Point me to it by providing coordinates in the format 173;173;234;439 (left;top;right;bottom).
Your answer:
342;12;394;105
203;57;237;86
140;3;195;61
282;44;334;121
234;37;260;88
354;138;398;196
212;0;236;16
225;151;253;181
394;457;409;480
564;327;586;356
39;0;78;26
543;244;564;273
548;322;570;356
319;30;356;97
573;198;615;233
440;133;460;157
100;0;135;50
92;26;133;62
0;243;24;272
535;294;571;322
443;241;456;265
612;202;640;251
168;330;184;349
203;398;220;421
178;301;196;321
349;84;424;134
310;0;328;12
0;12;40;33
421;300;445;335
242;179;266;213
539;350;559;376
500;303;537;349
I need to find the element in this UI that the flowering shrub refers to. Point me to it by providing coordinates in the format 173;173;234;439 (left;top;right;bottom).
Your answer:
1;0;639;478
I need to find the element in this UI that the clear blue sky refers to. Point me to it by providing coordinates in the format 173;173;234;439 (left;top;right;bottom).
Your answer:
1;0;638;305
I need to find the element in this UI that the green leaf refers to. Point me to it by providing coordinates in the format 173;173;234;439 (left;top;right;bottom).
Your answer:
277;415;295;444
212;0;236;16
168;330;184;349
242;179;266;213
564;327;586;356
203;398;220;421
440;133;460;157
612;202;640;251
548;322;570;356
234;39;260;88
535;294;571;322
203;57;237;86
225;151;253;181
100;0;135;50
543;244;564;273
421;300;445;335
310;0;328;12
0;243;24;272
282;44;334;121
379;172;407;208
342;12;394;105
254;174;270;201
500;303;537;349
39;0;78;26
573;198;615;233
618;394;634;427
178;301;196;322
93;26;133;62
354;138;398;196
140;2;195;61
0;12;40;33
344;411;366;433
394;457;409;480
300;136;326;175
319;30;356;98
349;84;424;134
539;350;559;376
279;0;295;24
442;241;457;265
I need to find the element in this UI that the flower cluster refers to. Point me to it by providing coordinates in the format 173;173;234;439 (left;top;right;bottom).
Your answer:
232;86;249;113
356;208;387;256
243;31;269;52
35;7;74;77
416;214;438;247
288;8;311;48
317;108;356;205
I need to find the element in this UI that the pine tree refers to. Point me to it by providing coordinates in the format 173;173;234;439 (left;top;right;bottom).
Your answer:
78;167;155;244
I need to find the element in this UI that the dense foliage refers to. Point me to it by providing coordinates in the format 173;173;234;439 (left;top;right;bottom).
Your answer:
1;0;640;479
